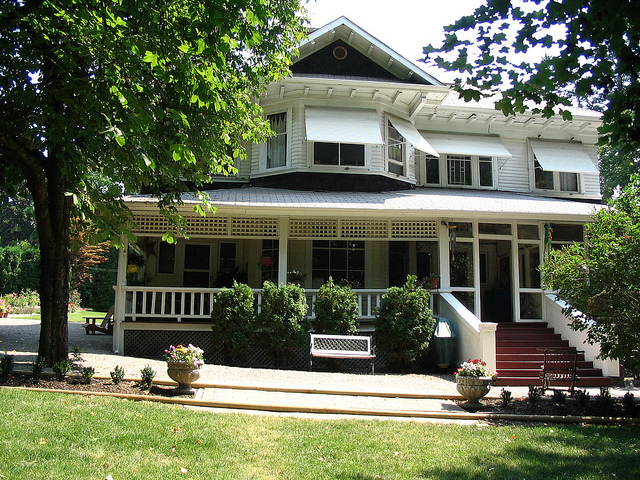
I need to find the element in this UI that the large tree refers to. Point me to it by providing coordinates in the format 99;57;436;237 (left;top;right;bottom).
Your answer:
0;0;305;365
541;178;640;378
423;0;640;152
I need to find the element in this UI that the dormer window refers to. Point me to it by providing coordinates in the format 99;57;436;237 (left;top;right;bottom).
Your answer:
267;112;287;169
534;161;579;192
387;120;406;176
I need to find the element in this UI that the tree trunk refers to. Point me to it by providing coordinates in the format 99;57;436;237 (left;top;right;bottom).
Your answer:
25;148;71;367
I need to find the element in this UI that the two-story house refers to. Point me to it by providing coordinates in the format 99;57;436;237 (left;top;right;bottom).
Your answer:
114;17;618;386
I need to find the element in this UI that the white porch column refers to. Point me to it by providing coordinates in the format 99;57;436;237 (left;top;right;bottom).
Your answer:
113;235;128;355
277;217;290;285
437;219;450;289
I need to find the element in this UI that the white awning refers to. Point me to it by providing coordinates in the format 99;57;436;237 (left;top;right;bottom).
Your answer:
388;116;439;157
305;107;383;145
529;139;599;174
421;132;512;157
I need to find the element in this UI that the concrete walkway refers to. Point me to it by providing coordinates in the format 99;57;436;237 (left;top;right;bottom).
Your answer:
2;316;637;423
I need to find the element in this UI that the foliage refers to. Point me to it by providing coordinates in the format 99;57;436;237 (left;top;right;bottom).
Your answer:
623;392;635;414
1;291;40;314
0;299;7;314
0;353;14;376
499;388;513;407
0;243;40;295
599;144;640;199
139;366;156;389
374;275;435;371
78;247;117;311
541;177;640;378
210;281;256;364
454;359;498;380
110;365;125;385
423;0;640;151
164;345;204;367
80;367;95;385
0;0;306;365
256;281;310;367
52;359;73;381
552;390;567;406
575;389;591;412
287;270;307;287
31;358;45;380
0;192;36;247
596;387;613;409
312;277;359;335
69;223;111;291
527;385;543;405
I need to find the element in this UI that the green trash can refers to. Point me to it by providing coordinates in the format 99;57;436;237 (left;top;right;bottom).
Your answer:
429;316;457;369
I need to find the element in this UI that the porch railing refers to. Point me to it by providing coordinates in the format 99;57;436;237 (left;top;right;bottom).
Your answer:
120;286;389;323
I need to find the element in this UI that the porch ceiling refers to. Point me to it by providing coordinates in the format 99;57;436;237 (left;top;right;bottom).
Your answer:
125;187;603;222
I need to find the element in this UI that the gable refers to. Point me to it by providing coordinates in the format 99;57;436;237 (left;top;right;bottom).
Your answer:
291;40;405;82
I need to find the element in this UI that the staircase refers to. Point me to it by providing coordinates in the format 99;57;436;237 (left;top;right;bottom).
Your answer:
495;323;612;388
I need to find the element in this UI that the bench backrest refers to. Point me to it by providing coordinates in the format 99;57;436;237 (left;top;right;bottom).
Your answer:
310;334;372;355
542;348;579;380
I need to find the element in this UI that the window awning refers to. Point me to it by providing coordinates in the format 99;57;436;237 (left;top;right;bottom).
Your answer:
421;132;512;157
388;116;439;157
305;107;384;145
529;139;599;174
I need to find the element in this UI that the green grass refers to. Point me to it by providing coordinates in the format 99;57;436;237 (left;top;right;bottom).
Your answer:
1;389;640;479
17;310;107;323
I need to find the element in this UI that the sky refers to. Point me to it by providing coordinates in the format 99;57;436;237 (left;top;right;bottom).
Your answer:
304;0;485;83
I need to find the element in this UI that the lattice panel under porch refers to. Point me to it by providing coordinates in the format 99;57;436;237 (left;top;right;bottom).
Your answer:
133;214;229;236
391;220;437;238
231;217;278;237
340;220;388;238
289;218;338;238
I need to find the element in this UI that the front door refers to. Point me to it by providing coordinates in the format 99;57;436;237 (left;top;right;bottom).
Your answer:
479;239;512;322
183;244;211;287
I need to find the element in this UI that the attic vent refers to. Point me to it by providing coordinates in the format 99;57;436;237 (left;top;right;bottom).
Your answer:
341;220;388;238
391;220;438;239
290;218;338;238
333;45;348;60
231;217;278;237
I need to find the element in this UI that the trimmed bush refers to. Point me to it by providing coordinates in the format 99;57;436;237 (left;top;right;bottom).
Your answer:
313;277;359;334
257;281;310;367
0;242;39;294
210;281;256;364
374;275;435;372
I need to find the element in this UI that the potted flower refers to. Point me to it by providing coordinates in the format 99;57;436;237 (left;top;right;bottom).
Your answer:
454;359;498;410
164;344;204;395
427;274;440;289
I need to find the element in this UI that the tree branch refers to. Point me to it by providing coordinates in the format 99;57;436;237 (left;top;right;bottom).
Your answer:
0;0;46;32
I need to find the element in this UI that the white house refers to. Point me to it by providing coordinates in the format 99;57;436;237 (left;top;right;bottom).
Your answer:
114;17;619;385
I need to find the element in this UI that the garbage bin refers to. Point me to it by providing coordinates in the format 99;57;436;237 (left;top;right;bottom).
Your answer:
429;316;457;369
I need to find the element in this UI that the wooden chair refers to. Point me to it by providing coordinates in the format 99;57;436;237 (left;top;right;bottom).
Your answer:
539;348;581;395
83;305;115;335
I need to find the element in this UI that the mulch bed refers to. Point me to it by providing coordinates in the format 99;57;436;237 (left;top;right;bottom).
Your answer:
0;374;186;397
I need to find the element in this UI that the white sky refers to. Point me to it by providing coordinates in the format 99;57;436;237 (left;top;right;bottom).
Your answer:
304;0;485;83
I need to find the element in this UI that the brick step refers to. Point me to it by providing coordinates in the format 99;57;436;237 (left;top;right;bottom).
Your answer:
495;376;613;387
497;360;593;369
496;367;604;378
497;353;586;362
496;332;561;340
497;346;578;354
497;339;570;347
496;322;548;329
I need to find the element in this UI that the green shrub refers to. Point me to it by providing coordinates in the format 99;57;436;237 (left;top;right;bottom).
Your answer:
374;275;434;372
313;277;359;334
500;388;513;407
140;365;156;388
52;359;73;381
528;385;543;405
210;281;256;364
78;247;117;310
0;353;14;376
110;365;125;384
0;242;39;295
1;290;40;314
552;390;567;405
575;389;590;411
80;366;95;384
32;358;46;380
257;281;310;367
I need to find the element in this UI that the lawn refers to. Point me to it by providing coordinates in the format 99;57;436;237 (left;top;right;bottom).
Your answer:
1;389;639;479
17;310;107;323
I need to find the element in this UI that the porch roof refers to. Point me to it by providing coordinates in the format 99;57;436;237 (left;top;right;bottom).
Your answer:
126;187;603;221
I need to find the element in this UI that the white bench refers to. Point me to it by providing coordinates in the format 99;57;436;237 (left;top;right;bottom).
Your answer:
309;334;376;374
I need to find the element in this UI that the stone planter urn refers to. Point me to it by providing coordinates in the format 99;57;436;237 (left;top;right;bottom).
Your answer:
456;375;493;411
166;361;203;395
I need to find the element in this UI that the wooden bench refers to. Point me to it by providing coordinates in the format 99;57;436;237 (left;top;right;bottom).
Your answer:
539;348;581;395
83;306;115;335
310;334;376;374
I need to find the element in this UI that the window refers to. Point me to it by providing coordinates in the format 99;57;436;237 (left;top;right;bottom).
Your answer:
479;156;493;186
425;157;440;184
260;239;279;283
158;241;175;274
387;120;406;175
314;142;365;166
267;112;287;168
312;240;365;288
447;155;472;186
534;160;580;192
